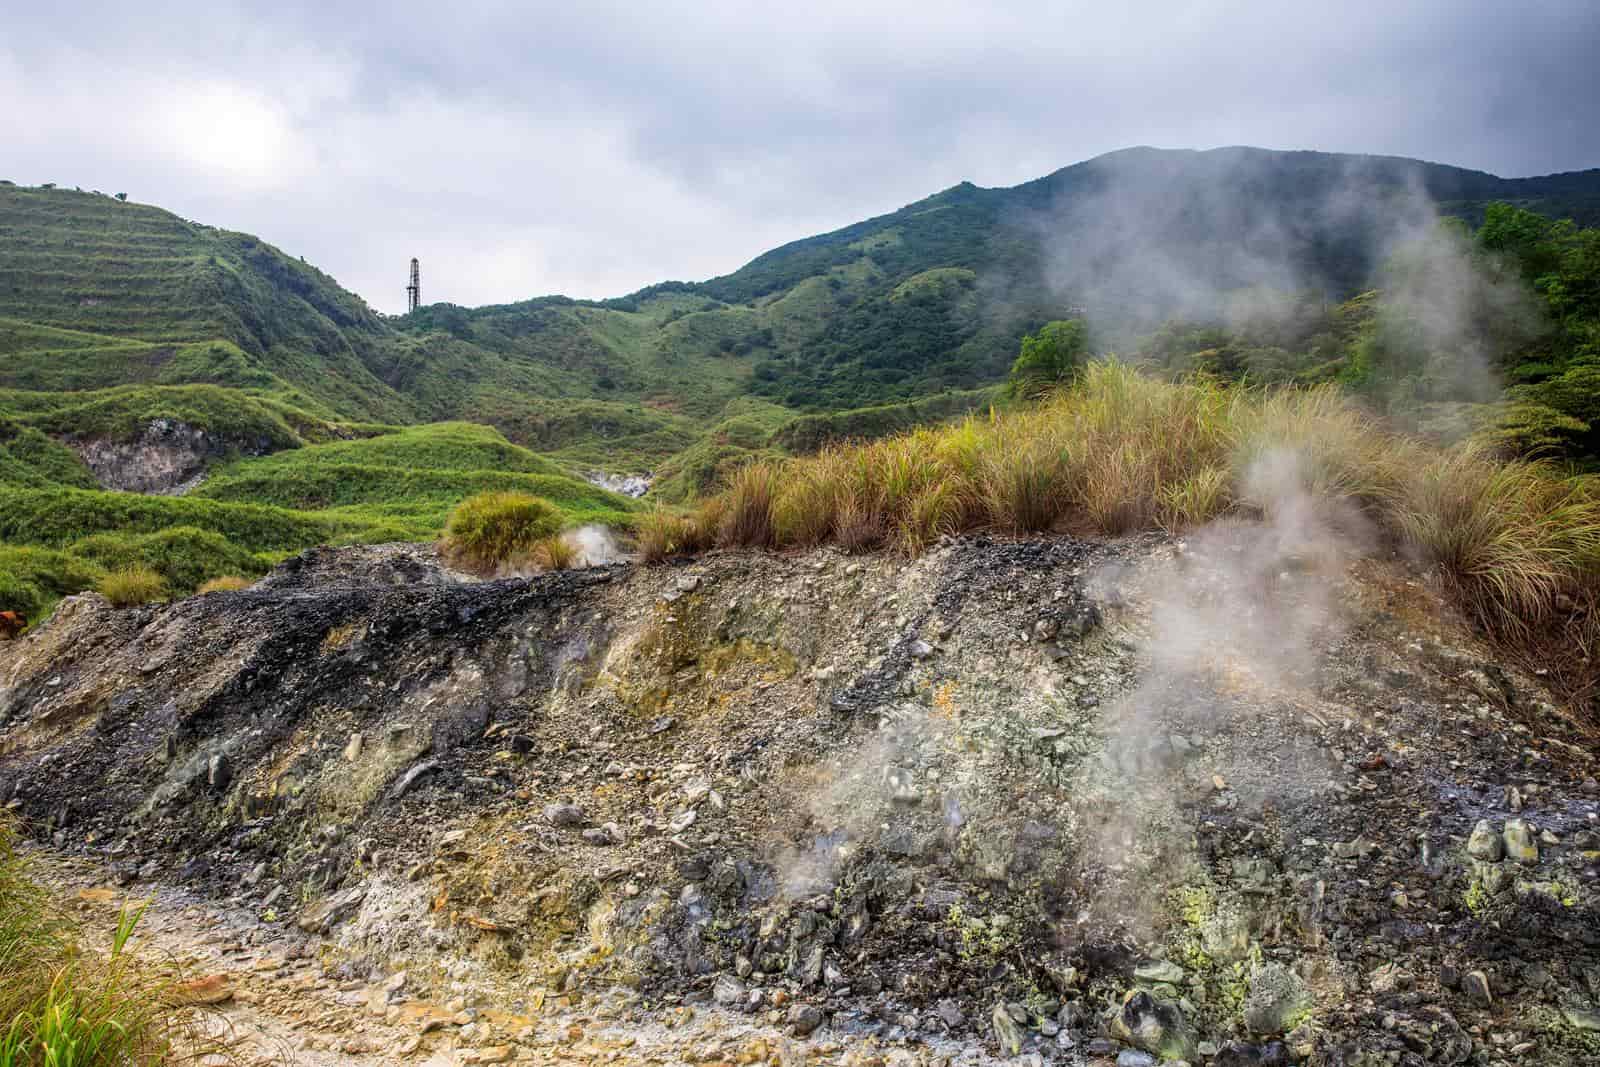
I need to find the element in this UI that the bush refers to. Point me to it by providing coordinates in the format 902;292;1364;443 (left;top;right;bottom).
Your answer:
441;491;563;574
0;546;106;619
1008;319;1090;399
97;566;167;607
533;536;578;571
195;575;252;595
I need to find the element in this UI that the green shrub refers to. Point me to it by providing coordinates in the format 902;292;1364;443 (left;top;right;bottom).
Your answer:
0;546;106;618
96;566;167;607
441;491;563;574
70;526;267;594
0;573;44;618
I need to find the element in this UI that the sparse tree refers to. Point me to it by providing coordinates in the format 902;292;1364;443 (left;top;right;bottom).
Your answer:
1008;318;1091;399
115;192;128;202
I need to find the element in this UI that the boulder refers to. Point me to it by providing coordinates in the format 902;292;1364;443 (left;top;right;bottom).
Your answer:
1243;964;1312;1036
1113;990;1195;1059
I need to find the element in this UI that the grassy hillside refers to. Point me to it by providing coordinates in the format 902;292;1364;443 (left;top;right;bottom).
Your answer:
7;152;1600;466
3;149;1599;631
0;186;414;423
195;422;632;531
0;422;635;623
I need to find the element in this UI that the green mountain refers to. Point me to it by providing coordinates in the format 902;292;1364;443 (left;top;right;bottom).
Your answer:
7;149;1599;460
2;147;1599;517
3;146;1599;618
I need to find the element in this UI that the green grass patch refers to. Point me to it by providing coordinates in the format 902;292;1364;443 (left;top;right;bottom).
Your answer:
195;421;637;532
0;546;106;618
96;565;167;607
650;398;792;502
441;491;565;574
2;384;337;450
770;387;1000;454
0;422;96;490
70;526;270;594
0;817;205;1064
202;421;567;478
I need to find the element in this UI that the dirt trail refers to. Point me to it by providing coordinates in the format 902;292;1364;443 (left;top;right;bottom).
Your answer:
50;856;892;1067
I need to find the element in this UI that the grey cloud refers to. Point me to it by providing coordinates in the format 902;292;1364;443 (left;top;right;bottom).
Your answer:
2;1;1596;312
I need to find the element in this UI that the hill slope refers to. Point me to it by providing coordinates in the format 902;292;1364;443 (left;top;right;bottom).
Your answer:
10;148;1598;453
0;186;414;422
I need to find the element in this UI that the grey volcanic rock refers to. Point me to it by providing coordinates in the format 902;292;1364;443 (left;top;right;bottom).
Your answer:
66;418;276;494
586;471;652;498
1242;964;1311;1035
1;535;1598;1063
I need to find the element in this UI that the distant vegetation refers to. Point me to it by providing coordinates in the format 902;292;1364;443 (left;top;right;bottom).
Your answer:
1122;204;1600;463
3;150;1600;636
0;423;635;624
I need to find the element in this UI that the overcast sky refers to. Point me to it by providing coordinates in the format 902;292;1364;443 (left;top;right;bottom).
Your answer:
4;1;1597;314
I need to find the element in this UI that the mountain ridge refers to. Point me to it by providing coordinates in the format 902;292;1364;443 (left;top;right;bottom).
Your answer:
5;145;1600;460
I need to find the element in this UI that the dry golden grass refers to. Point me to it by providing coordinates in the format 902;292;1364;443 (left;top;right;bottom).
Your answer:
532;535;578;571
194;575;251;595
96;566;166;607
663;362;1600;707
716;462;779;548
636;501;722;563
1394;445;1600;637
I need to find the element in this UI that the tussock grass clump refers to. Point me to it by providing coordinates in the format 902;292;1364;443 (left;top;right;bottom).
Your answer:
1394;447;1600;637
659;361;1600;711
637;502;721;563
195;575;252;595
0;818;197;1064
533;535;578;571
717;462;781;548
96;565;166;607
441;491;563;574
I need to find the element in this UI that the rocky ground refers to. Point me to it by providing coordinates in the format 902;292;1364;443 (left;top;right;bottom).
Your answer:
2;530;1598;1066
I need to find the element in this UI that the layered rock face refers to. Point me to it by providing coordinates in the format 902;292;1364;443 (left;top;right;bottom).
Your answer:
66;418;276;494
1;534;1598;1065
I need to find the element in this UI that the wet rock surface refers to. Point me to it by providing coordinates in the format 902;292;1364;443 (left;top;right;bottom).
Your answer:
3;535;1600;1065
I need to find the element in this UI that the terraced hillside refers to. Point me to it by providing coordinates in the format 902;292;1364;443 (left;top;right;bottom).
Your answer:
0;185;414;423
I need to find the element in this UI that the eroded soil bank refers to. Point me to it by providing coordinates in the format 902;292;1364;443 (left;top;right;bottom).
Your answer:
2;534;1598;1066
